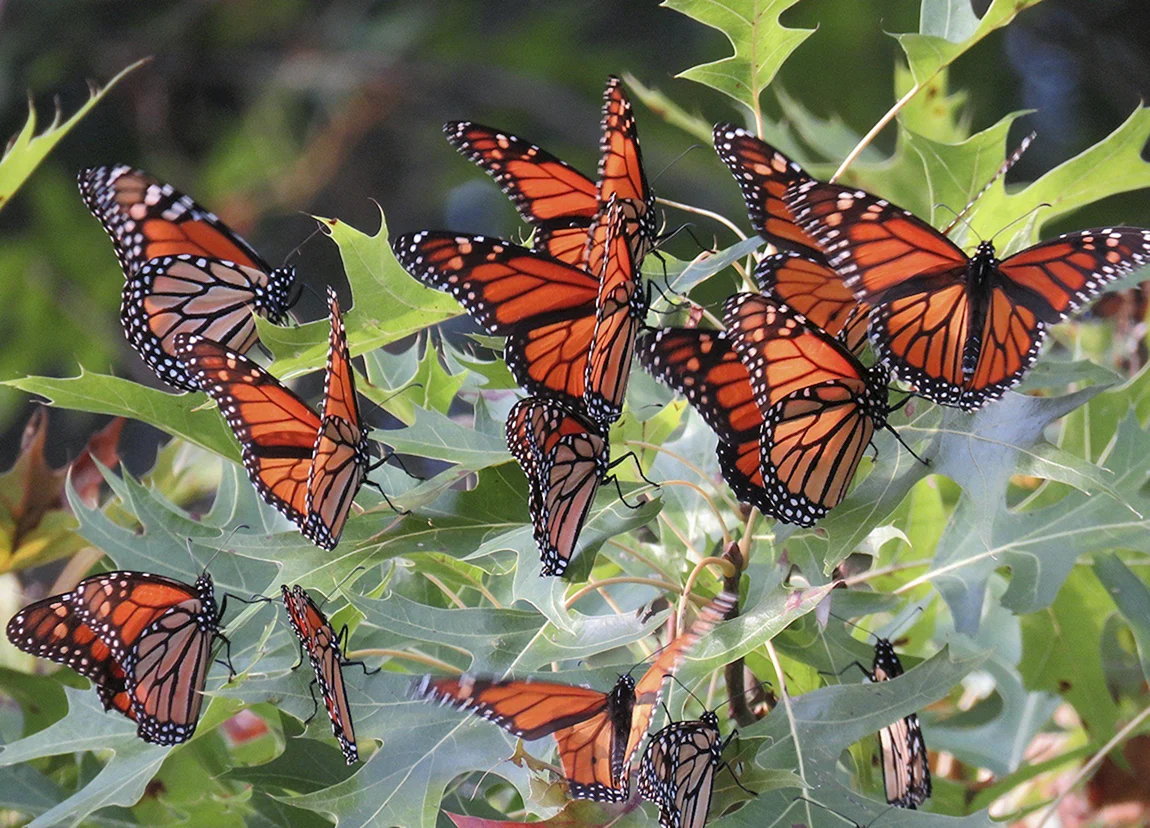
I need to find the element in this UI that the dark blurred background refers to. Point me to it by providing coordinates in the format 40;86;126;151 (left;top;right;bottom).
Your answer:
1;0;1148;473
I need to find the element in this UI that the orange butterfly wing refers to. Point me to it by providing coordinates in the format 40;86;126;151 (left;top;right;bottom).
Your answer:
755;252;870;354
506;398;609;576
176;334;320;533
723;294;888;525
623;590;737;779
597;77;656;264
713;125;829;263
5;596;134;720
306;289;371;549
637;327;771;513
444;121;598;265
584;197;646;422
78;165;272;274
395;231;601;407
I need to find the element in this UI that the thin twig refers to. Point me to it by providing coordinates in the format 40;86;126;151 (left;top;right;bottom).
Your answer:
676;556;737;630
352;647;458;673
831;81;922;183
656;196;748;242
422;573;466;609
564;576;684;610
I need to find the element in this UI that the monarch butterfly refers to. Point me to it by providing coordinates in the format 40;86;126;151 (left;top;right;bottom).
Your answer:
506;396;609;576
412;590;737;801
6;570;224;745
637;327;772;514
637;711;732;828
394;195;643;423
78;165;295;392
713;125;870;351
723;294;892;526
281;584;375;764
860;638;931;809
776;152;1150;409
176;287;376;549
446;76;656;268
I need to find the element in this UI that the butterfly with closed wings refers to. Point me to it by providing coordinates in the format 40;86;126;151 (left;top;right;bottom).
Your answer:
446;75;657;269
177;287;388;550
78;165;295;392
6;570;227;745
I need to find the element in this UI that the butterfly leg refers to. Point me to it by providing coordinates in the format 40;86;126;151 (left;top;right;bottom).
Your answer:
336;625;380;676
213;632;238;682
303;678;320;724
364;478;411;516
882;425;929;467
819;661;872;681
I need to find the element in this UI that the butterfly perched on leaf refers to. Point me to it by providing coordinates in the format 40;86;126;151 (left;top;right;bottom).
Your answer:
638;710;741;828
722;293;893;526
446;75;656;269
281;584;376;764
394;195;644;424
6;570;226;745
412;590;736;801
748;141;1150;409
713;124;870;354
78;165;295;391
177;287;384;549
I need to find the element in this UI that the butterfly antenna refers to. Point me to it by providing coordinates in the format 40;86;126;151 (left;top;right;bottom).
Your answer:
280;223;325;269
990;200;1054;248
882;423;929;466
941;131;1036;238
650;143;705;187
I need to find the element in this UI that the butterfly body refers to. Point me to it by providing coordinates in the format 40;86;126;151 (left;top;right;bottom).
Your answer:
866;638;932;809
723;294;891;525
505;397;609;576
281;585;364;763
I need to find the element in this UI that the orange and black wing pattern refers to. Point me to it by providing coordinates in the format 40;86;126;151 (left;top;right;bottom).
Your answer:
724;294;889;525
13;570;222;745
306;289;371;549
444;121;598;265
78;165;273;274
637;712;724;828
754;252;870;354
623;590;737;781
584;197;647;423
6;596;134;721
394;231;601;408
712;125;828;264
78;166;294;391
637;327;771;514
506;397;609;576
597;77;657;265
176;334;321;536
282;585;360;763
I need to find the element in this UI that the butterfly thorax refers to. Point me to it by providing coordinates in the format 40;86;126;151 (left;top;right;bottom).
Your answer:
608;674;638;775
862;363;892;431
194;574;221;631
961;241;1000;376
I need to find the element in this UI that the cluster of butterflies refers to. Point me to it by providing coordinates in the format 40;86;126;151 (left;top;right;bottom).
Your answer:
393;78;1150;576
410;589;932;823
77;164;391;550
9;73;1150;826
5;567;374;764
